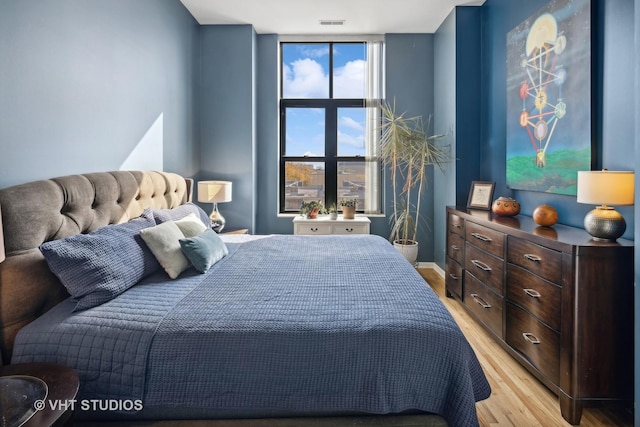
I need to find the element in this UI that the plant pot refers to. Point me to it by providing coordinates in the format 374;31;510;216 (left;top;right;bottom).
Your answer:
329;212;338;220
306;207;319;219
342;206;355;219
393;239;419;266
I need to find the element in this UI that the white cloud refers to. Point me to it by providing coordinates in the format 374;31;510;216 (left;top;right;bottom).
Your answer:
283;58;367;99
299;45;330;58
338;131;364;148
334;59;366;98
340;116;364;133
282;59;328;98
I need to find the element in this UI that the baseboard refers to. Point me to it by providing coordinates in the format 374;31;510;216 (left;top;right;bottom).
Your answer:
416;262;445;278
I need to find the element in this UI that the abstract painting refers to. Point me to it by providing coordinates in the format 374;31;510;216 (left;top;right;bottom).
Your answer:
506;0;592;195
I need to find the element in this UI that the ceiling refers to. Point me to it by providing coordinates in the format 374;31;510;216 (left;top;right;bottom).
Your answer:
180;0;486;35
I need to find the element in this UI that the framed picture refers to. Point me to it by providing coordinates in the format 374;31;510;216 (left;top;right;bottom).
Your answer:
467;181;495;210
505;0;593;195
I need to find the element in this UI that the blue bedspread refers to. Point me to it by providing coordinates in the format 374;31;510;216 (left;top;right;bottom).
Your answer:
13;235;490;426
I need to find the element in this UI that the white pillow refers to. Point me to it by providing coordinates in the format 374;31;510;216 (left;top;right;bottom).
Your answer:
140;221;190;279
174;213;208;237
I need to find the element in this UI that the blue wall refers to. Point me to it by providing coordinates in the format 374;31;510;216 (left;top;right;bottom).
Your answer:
198;25;257;233
1;0;634;247
0;0;200;188
433;7;482;268
383;34;437;261
472;0;635;239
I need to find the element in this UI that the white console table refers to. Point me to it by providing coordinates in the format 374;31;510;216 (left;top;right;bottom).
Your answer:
292;216;371;235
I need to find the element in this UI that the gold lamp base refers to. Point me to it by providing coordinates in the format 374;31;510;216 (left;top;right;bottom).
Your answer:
583;206;626;242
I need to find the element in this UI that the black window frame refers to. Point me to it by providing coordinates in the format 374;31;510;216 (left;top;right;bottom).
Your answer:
279;41;381;214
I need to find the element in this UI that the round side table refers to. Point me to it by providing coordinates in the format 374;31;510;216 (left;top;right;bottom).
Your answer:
1;363;79;427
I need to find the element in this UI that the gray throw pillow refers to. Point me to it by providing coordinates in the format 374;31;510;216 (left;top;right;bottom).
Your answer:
149;202;210;228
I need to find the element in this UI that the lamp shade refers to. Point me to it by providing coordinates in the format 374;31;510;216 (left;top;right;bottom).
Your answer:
577;171;634;206
197;181;232;204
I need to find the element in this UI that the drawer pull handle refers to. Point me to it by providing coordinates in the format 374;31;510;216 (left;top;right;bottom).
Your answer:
310;227;319;232
524;288;541;298
449;273;459;280
471;259;492;272
471;232;492;242
452;223;462;229
522;333;541;344
345;228;354;232
470;293;491;309
524;253;542;262
451;245;460;251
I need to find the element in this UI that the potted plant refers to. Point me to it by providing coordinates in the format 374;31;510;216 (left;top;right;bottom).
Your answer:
340;198;357;220
328;203;338;220
300;200;326;219
378;101;451;265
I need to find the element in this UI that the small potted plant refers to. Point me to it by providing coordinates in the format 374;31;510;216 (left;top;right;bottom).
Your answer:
328;203;338;220
300;200;325;219
340;198;357;220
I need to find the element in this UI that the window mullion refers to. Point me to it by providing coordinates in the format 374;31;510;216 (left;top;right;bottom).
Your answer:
325;103;338;209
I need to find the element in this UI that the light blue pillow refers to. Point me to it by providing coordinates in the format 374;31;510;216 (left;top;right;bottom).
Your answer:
179;229;229;273
40;212;160;311
149;202;210;228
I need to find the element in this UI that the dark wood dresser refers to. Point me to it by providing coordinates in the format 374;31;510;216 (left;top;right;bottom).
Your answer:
445;206;634;425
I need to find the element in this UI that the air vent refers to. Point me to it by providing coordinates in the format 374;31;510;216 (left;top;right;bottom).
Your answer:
319;20;345;26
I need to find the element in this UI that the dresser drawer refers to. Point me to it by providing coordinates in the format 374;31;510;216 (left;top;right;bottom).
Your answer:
447;232;464;265
448;213;464;236
507;264;561;331
331;224;369;234
507;237;562;284
294;223;331;235
465;221;505;258
465;242;504;295
465;271;503;338
446;257;463;299
506;302;560;384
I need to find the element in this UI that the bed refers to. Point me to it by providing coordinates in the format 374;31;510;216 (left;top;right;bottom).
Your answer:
0;171;490;426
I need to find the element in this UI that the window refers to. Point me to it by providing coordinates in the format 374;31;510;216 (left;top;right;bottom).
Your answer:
279;39;384;214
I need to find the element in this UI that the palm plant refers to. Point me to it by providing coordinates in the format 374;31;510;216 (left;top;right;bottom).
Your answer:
379;101;450;245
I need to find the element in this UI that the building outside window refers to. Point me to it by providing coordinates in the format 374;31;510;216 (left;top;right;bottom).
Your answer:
279;38;384;214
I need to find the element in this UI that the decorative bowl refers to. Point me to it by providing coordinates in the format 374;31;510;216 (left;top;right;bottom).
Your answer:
491;197;521;217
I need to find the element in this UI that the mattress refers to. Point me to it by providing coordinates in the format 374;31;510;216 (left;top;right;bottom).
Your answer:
12;234;490;426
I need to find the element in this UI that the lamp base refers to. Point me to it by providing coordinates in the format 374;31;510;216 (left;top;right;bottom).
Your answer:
209;203;226;233
583;206;626;242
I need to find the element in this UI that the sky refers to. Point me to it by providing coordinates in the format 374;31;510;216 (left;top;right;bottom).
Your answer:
281;43;368;158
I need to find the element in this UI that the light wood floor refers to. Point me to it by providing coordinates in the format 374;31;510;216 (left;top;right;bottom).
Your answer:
418;268;633;427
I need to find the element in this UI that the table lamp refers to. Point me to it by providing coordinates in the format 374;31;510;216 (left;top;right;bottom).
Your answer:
577;170;634;241
197;181;232;232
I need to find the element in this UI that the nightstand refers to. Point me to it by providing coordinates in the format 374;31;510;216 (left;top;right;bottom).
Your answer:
220;228;249;235
1;363;79;427
293;216;370;235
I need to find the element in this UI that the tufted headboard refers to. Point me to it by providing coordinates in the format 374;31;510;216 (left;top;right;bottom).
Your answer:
0;171;193;363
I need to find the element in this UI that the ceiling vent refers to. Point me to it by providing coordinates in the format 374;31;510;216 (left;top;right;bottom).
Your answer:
319;20;345;26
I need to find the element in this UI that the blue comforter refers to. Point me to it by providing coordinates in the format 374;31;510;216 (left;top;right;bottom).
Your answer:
13;235;490;426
